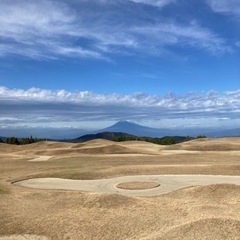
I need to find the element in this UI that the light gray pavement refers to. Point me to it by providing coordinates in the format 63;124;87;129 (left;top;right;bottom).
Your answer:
14;175;240;197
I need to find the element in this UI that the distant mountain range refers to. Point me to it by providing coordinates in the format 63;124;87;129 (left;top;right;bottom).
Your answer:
95;121;240;138
206;128;240;138
97;121;172;137
1;121;240;139
0;128;87;140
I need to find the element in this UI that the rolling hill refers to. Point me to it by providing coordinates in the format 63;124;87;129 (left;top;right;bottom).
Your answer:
71;132;137;143
70;131;192;144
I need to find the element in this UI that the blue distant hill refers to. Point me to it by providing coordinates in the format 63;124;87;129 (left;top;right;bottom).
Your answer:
97;120;175;137
70;131;191;144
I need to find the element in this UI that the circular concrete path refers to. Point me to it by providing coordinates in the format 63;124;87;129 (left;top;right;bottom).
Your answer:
14;175;240;197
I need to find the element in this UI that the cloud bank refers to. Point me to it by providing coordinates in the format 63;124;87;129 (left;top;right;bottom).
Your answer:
1;86;240;128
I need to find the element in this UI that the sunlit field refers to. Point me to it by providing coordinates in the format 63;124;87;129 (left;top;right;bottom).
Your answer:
1;138;240;240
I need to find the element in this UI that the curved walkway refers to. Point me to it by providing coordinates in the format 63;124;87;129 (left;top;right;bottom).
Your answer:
0;235;49;240
28;156;52;162
14;175;240;197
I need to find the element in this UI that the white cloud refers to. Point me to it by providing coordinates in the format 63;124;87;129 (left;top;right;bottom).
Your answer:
0;0;231;60
0;0;104;60
1;86;240;127
129;0;174;7
207;0;240;14
132;22;230;54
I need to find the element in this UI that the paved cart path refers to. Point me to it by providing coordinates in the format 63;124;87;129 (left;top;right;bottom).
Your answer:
14;175;240;196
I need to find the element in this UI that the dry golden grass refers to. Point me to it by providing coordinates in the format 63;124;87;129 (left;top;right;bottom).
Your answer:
1;138;240;239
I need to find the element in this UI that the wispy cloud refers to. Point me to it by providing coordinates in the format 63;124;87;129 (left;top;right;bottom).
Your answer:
129;0;175;7
1;86;240;128
0;0;105;60
207;0;240;14
0;0;231;60
131;22;230;54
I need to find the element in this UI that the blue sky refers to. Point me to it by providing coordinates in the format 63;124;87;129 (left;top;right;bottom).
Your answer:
0;0;240;134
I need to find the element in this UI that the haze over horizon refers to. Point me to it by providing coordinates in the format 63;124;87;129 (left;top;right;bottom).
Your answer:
1;0;240;135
